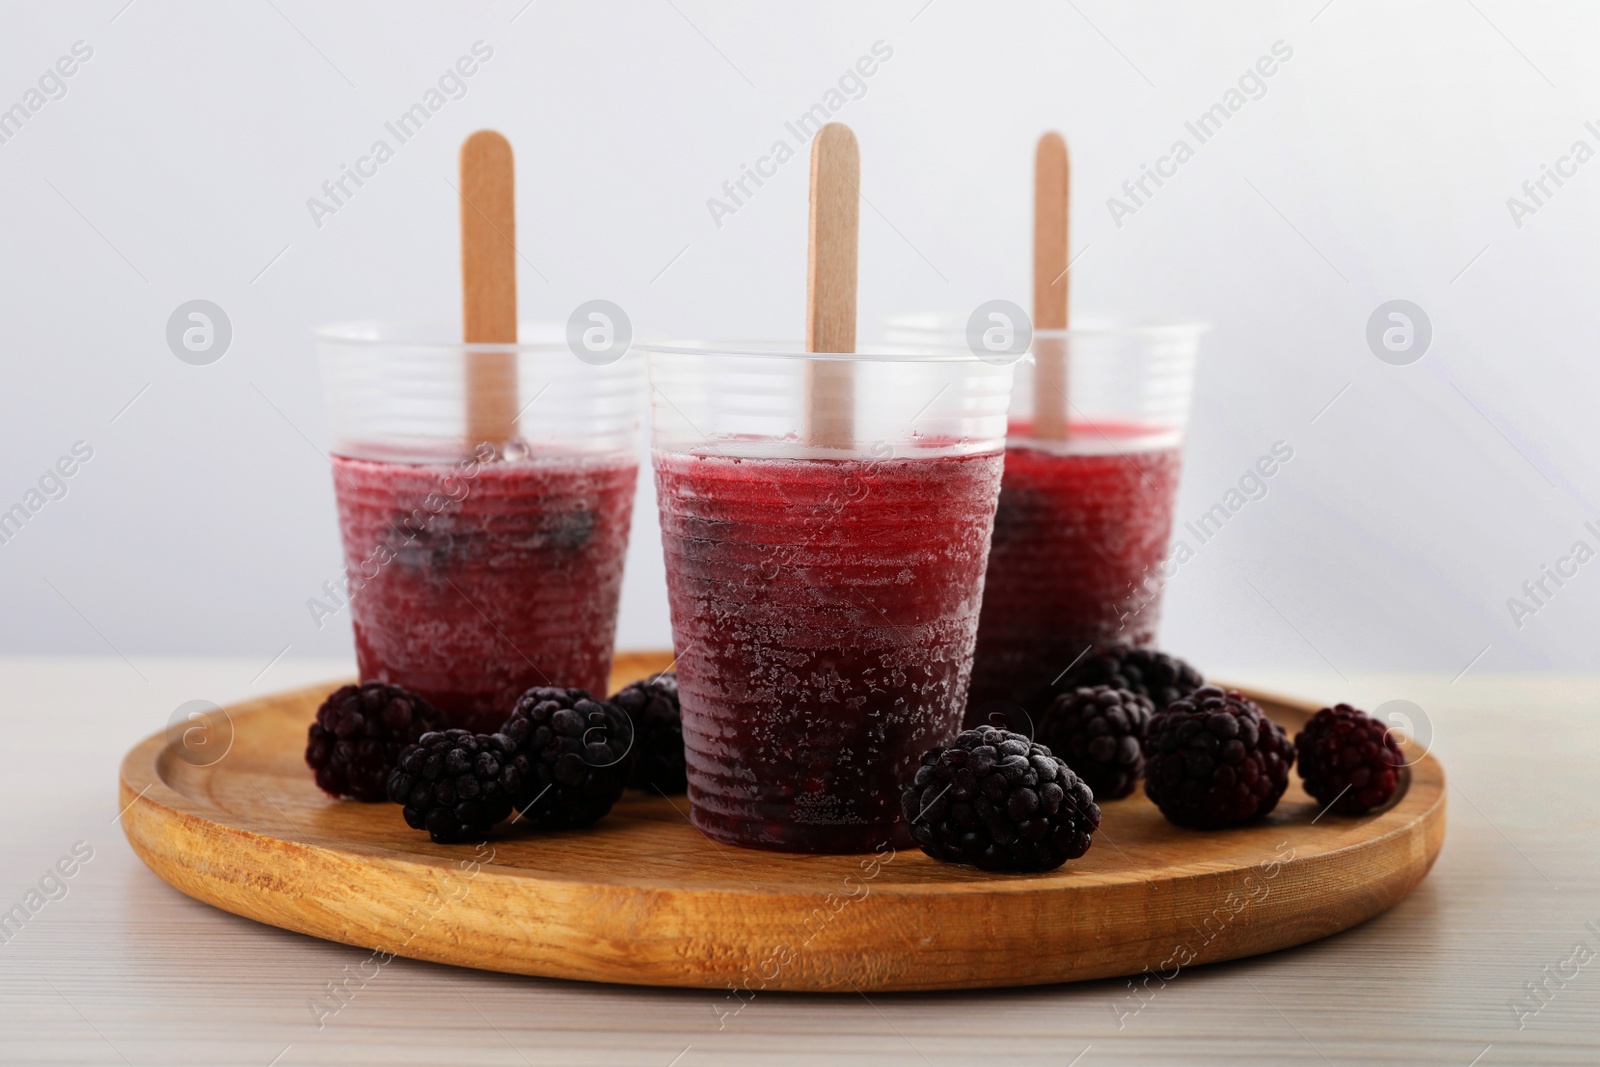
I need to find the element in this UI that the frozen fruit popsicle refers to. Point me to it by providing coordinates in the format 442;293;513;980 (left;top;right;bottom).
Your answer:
645;124;1013;852
319;130;641;732
654;447;1002;852
966;426;1183;716
333;450;635;732
965;133;1200;720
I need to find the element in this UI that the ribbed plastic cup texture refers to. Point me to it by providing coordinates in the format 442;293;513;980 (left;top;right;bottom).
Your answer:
645;342;1013;853
885;317;1203;721
317;321;643;732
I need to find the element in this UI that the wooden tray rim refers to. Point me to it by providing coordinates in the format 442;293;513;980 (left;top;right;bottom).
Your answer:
117;674;1446;991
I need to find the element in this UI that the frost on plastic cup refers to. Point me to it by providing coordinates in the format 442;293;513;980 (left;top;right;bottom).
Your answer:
645;342;1013;853
886;316;1202;722
318;321;643;733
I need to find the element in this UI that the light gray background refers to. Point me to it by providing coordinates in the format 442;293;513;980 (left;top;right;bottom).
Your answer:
2;0;1596;681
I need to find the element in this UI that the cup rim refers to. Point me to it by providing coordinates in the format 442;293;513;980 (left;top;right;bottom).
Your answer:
881;313;1211;341
637;339;1011;363
315;319;582;353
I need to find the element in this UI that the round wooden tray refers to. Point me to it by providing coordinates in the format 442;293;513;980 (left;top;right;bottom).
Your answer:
118;651;1445;993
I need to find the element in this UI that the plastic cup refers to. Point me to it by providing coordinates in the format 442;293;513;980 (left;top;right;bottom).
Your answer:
644;341;1014;853
885;316;1202;723
317;321;643;733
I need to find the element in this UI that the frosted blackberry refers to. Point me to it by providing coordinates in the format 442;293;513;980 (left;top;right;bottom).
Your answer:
305;682;442;802
902;726;1100;872
1037;686;1153;800
1144;686;1294;829
1061;646;1203;711
387;730;528;843
1295;704;1405;815
610;673;686;795
503;687;631;829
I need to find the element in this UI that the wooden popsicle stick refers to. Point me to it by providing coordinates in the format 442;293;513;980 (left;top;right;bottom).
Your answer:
460;129;519;451
1032;131;1070;441
804;122;860;450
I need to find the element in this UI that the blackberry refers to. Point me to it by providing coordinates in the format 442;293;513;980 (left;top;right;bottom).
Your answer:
1144;686;1294;829
1061;646;1203;711
386;730;529;843
610;673;686;794
1295;704;1405;815
541;508;596;551
305;683;443;802
1037;686;1153;800
502;687;631;829
901;726;1101;872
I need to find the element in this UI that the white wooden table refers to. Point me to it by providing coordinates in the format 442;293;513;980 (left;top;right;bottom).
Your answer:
2;658;1596;1065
